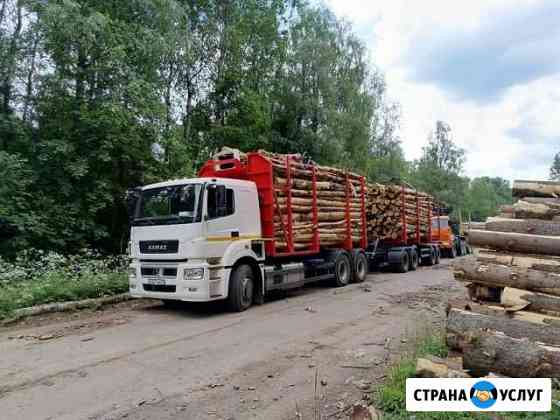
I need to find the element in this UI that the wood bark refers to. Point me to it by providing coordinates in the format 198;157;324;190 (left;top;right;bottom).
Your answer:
454;257;560;296
512;200;560;220
447;329;560;377
275;188;348;199
416;356;469;378
485;217;560;236
513;180;560;198
476;251;560;270
501;287;560;316
464;221;486;230
447;307;560;346
522;197;560;208
467;229;560;256
452;299;560;325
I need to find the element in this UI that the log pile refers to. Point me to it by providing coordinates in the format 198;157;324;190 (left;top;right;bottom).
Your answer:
448;180;560;377
260;150;366;252
366;184;432;241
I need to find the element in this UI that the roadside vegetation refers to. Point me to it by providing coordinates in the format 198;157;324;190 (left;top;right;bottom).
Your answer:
0;250;128;320
0;0;514;263
376;327;560;420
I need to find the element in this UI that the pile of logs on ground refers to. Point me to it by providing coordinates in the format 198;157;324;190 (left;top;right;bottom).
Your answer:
447;180;560;377
366;184;432;241
261;150;366;252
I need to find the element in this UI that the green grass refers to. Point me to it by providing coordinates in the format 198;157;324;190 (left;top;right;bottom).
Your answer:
377;329;455;418
375;328;560;420
0;272;128;319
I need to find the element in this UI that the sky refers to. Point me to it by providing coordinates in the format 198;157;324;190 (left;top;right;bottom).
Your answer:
325;0;560;182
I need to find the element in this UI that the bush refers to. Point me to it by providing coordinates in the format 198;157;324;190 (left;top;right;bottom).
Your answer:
0;249;129;319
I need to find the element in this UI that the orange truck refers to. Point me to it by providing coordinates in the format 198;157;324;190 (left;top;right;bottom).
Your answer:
431;213;470;258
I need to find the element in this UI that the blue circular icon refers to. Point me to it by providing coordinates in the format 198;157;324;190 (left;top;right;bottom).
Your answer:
470;380;498;409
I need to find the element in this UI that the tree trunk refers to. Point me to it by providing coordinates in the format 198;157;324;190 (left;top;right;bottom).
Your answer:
183;79;194;143
447;329;560;377
513;180;560;198
455;299;560;325
465;221;487;230
22;31;39;123
476;251;560;271
512;200;560;220
467;229;560;256
454;257;560;296
416;356;469;378
522;197;560;208
501;287;560;316
447;307;560;346
0;0;23;115
0;0;7;27
485;217;560;236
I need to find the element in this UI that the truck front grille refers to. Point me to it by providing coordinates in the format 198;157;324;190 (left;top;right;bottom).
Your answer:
143;284;176;293
141;267;177;277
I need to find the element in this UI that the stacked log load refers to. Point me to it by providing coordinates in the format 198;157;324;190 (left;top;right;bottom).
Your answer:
366;184;433;241
260;150;366;252
448;179;560;378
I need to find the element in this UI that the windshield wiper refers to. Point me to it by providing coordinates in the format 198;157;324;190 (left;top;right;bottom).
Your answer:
134;215;194;226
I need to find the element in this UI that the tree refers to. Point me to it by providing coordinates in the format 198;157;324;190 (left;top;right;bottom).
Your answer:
420;121;465;173
551;153;560;181
412;121;468;216
0;0;400;255
465;177;512;222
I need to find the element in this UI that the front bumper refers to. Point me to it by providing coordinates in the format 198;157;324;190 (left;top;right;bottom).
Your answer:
129;261;229;302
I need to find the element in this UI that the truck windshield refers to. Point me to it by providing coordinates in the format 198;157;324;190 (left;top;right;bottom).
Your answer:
133;184;203;226
432;218;449;229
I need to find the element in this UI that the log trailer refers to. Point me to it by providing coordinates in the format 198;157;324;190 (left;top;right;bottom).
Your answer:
126;149;439;311
367;186;441;272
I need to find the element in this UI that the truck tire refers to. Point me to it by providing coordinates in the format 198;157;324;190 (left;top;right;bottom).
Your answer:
351;250;368;283
409;249;419;271
425;248;435;266
334;252;352;287
227;264;254;312
450;245;457;259
396;251;409;273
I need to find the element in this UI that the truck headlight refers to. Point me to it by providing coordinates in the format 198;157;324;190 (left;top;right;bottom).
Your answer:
184;268;204;280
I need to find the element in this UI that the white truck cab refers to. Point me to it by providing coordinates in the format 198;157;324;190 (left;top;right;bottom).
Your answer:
128;177;266;309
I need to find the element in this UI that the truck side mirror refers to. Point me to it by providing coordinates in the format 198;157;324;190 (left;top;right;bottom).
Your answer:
125;188;141;222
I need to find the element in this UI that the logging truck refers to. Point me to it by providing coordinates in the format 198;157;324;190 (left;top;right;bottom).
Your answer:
126;149;441;311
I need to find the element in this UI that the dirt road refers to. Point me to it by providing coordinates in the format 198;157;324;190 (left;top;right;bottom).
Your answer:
0;261;462;420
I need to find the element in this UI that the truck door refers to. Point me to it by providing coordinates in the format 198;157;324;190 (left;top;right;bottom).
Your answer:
206;184;237;239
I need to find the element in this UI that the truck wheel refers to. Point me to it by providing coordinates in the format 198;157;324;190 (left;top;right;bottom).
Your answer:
396;251;409;273
425;249;435;266
334;253;352;287
409;250;419;271
450;245;457;259
228;264;254;312
352;251;368;283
